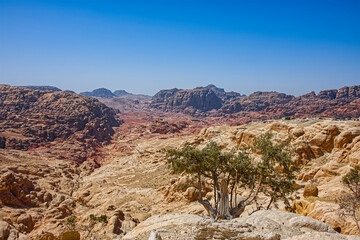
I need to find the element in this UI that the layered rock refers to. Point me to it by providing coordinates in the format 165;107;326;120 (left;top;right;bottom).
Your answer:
0;85;121;162
123;210;359;240
221;91;294;113
149;85;360;120
150;87;223;114
2;112;360;239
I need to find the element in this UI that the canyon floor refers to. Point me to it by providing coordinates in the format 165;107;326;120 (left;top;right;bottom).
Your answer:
1;115;360;239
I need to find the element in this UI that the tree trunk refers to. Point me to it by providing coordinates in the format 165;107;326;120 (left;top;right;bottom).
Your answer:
197;172;217;219
198;199;217;219
216;179;232;219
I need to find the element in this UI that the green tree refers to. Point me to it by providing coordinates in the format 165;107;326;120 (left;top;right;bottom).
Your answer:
337;166;360;233
252;133;299;209
166;133;298;219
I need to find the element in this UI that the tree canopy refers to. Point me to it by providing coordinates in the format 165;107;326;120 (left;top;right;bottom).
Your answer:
165;132;298;219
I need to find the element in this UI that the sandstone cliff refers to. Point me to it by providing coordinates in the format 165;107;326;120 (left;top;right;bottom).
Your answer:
0;85;121;162
2;113;360;239
149;85;360;120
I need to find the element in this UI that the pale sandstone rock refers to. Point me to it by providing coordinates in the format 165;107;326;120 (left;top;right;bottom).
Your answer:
291;128;305;138
123;210;359;240
335;128;360;148
269;122;290;132
310;132;333;153
2;119;360;239
284;232;360;240
0;221;10;240
148;230;162;240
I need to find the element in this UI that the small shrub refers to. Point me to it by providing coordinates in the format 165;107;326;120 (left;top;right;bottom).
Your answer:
66;215;77;230
89;214;108;223
336;166;360;233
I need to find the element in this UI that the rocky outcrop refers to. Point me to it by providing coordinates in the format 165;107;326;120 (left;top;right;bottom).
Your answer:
80;88;116;98
19;86;62;92
150;87;223;114
123;211;359;240
0;172;35;208
0;85;121;162
113;89;131;96
224;85;360;118
2;115;360;239
149;120;188;134
222;91;294;113
149;85;360;120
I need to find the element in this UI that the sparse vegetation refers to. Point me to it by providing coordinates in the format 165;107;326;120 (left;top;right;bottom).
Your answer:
66;215;77;230
90;214;108;223
336;166;360;233
165;132;299;219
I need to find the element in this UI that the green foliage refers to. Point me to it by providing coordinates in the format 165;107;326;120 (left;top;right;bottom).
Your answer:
252;132;299;208
66;215;77;230
165;133;298;218
343;166;360;195
67;215;77;224
89;214;108;223
337;166;360;233
166;141;257;191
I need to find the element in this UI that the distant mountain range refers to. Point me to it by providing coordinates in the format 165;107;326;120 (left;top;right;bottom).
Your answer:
80;87;150;100
150;84;360;118
15;84;360;119
19;85;62;92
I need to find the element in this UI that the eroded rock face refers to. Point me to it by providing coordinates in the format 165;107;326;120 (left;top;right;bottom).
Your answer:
0;172;35;207
2;117;360;239
123;211;359;240
151;88;223;113
80;88;116;98
149;120;188;134
149;85;360;120
0;85;121;162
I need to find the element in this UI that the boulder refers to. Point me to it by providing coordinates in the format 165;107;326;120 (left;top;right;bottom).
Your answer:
17;214;34;233
303;184;319;197
0;221;10;240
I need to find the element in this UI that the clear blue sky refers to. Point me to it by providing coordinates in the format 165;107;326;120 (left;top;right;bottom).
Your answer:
1;0;359;96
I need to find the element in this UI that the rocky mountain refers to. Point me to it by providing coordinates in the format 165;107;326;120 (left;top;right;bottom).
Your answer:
149;85;360;119
261;85;360;119
221;91;295;113
80;88;116;98
113;89;130;96
150;85;234;115
0;85;121;163
19;86;62;92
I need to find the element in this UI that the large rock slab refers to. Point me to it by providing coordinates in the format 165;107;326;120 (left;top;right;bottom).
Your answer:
123;210;360;240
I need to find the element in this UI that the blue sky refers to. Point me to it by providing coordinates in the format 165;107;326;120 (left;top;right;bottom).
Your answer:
0;0;359;95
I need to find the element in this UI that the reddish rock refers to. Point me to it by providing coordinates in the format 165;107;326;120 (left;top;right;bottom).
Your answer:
0;172;35;207
0;85;121;163
148;85;360;121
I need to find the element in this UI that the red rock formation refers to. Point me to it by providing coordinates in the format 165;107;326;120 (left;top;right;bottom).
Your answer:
149;85;360;120
0;85;121;163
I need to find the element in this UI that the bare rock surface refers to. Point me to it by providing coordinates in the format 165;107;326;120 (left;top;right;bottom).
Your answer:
0;84;121;163
148;85;360;121
123;210;359;240
1;117;360;239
